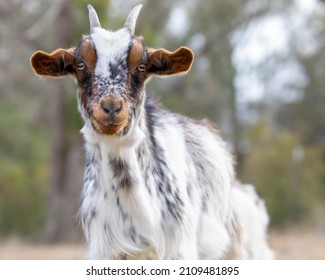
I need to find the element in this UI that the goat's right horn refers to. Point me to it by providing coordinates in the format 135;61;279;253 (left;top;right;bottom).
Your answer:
88;4;101;33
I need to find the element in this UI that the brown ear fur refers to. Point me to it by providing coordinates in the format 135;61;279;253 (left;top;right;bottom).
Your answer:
147;47;194;76
30;48;75;77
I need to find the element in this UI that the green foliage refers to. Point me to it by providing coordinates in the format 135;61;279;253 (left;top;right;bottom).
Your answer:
0;102;49;235
240;123;325;227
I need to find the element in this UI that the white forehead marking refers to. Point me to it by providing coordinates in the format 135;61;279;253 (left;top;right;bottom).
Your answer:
91;28;132;78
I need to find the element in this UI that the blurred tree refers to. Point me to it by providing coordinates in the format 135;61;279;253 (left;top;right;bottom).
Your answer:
0;102;48;235
44;1;83;242
241;122;324;226
278;21;325;153
236;0;325;225
275;0;325;201
0;0;54;237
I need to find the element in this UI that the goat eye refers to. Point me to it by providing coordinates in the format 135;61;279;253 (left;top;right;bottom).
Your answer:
137;63;146;72
77;62;85;71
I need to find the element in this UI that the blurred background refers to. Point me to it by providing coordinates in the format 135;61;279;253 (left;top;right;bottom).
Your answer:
0;0;324;259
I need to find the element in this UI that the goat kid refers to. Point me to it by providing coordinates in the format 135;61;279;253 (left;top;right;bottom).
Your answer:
31;4;265;259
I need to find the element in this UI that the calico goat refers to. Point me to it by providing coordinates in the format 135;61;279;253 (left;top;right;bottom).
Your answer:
31;4;272;259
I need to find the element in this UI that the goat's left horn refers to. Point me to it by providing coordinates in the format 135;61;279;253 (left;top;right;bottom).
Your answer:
124;4;143;35
88;4;101;33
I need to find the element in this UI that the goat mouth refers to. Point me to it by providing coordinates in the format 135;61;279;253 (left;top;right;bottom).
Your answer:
92;117;128;135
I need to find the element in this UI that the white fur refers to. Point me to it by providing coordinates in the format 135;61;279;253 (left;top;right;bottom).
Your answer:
232;183;274;259
80;109;238;259
91;28;131;80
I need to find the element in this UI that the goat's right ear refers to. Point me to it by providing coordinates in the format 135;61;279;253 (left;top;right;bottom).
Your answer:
30;48;75;77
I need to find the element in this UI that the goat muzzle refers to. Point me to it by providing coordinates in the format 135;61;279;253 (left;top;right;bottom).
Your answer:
92;97;128;135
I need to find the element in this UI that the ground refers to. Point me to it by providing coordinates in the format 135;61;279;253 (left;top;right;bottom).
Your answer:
269;229;325;260
0;229;324;259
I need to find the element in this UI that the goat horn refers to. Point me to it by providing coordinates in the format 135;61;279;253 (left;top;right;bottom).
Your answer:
88;4;101;33
124;4;143;35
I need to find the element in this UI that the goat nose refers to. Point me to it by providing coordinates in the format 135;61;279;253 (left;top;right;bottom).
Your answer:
101;101;123;116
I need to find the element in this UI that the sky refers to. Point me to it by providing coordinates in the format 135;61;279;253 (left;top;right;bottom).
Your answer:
232;0;321;107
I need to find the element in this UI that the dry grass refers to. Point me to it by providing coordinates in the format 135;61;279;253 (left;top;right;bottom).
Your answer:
0;229;324;260
269;229;325;260
0;238;87;260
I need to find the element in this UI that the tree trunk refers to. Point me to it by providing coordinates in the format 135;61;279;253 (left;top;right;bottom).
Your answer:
45;1;84;243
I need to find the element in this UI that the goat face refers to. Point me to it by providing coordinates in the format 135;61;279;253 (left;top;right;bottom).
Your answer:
30;4;194;136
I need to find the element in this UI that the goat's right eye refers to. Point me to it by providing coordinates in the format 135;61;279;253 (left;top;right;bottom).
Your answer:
77;62;85;71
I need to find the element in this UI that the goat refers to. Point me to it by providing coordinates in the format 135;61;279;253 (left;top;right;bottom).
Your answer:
30;4;271;259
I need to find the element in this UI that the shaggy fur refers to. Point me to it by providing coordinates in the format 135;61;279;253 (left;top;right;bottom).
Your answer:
232;183;274;259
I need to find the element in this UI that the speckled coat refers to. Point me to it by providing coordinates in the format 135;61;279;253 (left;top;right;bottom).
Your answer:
30;4;249;259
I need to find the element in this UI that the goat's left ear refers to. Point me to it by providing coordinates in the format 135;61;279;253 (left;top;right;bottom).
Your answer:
147;47;194;76
30;48;75;77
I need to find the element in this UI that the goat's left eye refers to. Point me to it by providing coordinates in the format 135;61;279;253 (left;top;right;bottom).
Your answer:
77;62;85;71
137;63;146;72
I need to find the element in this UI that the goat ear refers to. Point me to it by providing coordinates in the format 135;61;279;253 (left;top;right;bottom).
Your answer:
147;47;194;76
30;48;75;77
